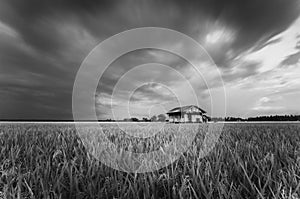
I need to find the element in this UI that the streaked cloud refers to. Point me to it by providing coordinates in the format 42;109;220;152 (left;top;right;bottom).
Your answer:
281;51;300;67
0;0;300;119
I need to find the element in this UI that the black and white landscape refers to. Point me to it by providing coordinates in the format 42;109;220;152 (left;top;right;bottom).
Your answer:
0;0;300;198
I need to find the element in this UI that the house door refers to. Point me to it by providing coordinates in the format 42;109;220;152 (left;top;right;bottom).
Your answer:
188;114;192;122
184;114;188;122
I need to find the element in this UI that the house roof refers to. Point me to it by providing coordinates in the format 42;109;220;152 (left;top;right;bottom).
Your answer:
167;105;206;114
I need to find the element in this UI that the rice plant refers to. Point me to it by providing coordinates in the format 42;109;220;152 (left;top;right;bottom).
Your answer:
0;123;300;198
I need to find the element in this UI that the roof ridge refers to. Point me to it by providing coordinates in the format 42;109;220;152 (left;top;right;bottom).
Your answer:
167;105;206;114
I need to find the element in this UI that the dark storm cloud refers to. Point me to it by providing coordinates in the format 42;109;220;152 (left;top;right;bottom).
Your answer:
1;0;299;57
129;83;177;104
0;0;114;54
221;61;261;83
167;0;300;67
0;0;299;119
280;35;300;67
222;0;298;49
281;51;300;67
96;49;189;95
252;37;282;52
0;87;72;120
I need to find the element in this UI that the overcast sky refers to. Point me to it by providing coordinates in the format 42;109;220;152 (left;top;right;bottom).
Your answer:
0;0;300;120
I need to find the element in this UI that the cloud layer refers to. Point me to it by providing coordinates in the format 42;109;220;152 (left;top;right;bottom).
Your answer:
0;0;300;119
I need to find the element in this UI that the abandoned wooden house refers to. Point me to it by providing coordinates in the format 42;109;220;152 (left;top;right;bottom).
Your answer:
167;105;208;123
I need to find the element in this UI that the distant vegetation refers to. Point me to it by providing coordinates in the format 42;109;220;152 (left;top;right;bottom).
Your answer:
121;114;167;122
211;115;300;122
247;115;300;121
98;114;300;123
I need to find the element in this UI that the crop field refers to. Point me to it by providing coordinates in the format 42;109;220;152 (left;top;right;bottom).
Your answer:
0;122;300;199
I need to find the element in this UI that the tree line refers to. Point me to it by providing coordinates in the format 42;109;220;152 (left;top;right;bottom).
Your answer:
99;114;300;122
211;115;300;122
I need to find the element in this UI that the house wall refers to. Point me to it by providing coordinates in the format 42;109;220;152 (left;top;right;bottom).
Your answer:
168;114;181;122
171;113;203;123
184;114;189;122
167;107;206;123
192;114;203;122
